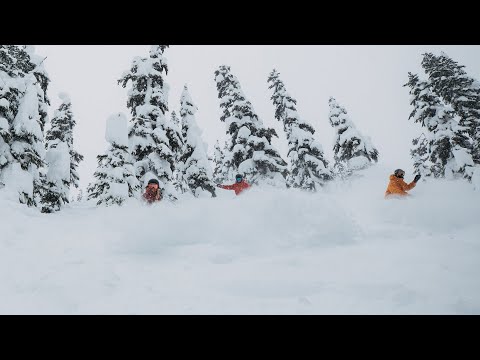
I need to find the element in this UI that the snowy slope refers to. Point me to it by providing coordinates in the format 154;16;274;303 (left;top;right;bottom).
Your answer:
1;164;480;314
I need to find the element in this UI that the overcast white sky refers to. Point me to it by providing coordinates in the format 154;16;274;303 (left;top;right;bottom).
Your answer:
35;45;480;190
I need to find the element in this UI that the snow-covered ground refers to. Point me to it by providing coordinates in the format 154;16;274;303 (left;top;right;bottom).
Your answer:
1;164;480;314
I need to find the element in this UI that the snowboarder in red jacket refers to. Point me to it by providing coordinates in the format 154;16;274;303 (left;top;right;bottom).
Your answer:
217;174;251;196
143;179;162;204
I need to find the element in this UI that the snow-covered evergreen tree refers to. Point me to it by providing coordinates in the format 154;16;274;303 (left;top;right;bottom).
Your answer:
178;85;216;197
24;46;51;206
170;110;188;194
218;140;233;184
24;46;50;134
328;97;379;173
214;65;288;185
9;80;45;206
422;52;480;166
211;140;233;185
0;47;21;193
87;113;141;206
268;69;332;190
45;93;84;189
39;142;70;213
410;133;432;178
0;45;50;207
171;110;180;127
0;47;18;179
405;72;474;180
331;160;353;181
213;140;225;183
118;45;181;201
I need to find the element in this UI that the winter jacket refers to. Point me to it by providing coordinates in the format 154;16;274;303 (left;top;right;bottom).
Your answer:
385;175;416;198
219;180;251;196
143;187;161;203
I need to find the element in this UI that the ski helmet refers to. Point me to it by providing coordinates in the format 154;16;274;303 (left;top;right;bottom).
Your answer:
147;179;160;186
394;169;405;178
235;174;243;181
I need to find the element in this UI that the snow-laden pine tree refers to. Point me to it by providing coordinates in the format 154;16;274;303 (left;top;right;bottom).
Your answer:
422;52;480;167
328;97;379;173
178;85;216;197
39;141;70;213
87;113;141;206
171;110;180;127
216;140;233;184
24;46;51;205
410;133;432;177
7;77;44;206
268;69;332;190
0;45;50;207
0;47;19;177
118;45;181;201
213;140;226;183
170;110;188;194
45;93;84;189
214;65;288;186
24;46;50;134
405;72;474;179
333;161;353;181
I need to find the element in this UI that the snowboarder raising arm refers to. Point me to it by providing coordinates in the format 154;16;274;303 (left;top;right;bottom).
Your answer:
217;174;251;196
385;169;421;199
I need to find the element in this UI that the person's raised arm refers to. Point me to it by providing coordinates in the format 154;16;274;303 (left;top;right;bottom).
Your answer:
402;178;417;191
218;183;234;190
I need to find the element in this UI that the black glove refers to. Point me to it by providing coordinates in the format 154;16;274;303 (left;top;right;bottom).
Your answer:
216;184;222;188
414;174;421;183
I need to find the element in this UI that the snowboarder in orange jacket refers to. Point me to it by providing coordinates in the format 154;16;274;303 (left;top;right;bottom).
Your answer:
385;169;421;199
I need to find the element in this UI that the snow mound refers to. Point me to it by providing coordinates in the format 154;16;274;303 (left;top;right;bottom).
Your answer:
46;142;70;184
1;164;480;314
1;163;33;200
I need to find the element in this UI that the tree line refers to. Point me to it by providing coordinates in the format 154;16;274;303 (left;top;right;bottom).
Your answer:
3;45;476;212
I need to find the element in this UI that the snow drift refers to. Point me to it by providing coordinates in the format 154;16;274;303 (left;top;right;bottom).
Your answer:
1;164;479;314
